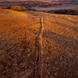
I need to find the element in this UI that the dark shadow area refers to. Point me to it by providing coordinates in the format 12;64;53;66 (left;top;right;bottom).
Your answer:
48;9;78;15
43;30;78;49
42;30;78;78
52;22;78;32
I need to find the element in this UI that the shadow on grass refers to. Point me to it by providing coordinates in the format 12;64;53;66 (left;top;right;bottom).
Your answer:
52;22;78;32
48;9;78;15
42;30;78;78
43;30;78;50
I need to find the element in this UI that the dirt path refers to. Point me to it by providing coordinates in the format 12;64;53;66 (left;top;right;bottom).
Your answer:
33;16;43;78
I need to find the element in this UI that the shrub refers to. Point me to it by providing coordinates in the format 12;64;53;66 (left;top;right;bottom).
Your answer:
11;6;27;11
0;6;7;9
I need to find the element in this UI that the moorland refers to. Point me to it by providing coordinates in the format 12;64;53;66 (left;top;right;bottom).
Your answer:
0;1;78;78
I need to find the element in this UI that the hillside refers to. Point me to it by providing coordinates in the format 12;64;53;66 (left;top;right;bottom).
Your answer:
0;9;78;78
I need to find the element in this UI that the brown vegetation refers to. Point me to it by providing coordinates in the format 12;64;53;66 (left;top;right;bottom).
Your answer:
0;9;78;78
11;6;27;11
0;6;7;9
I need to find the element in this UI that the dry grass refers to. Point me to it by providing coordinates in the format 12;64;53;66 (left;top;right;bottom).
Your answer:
0;9;40;78
0;9;78;78
11;6;27;11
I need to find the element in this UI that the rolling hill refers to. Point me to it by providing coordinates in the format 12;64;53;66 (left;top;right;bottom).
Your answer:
0;9;78;78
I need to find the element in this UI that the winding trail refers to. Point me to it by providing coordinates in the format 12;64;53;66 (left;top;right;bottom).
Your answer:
33;16;44;78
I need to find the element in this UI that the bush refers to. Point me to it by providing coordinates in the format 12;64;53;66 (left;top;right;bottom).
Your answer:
0;6;7;9
11;6;27;11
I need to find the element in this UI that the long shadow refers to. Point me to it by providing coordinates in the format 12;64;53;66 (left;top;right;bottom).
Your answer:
43;30;78;50
48;10;78;15
52;22;78;32
50;15;78;24
42;30;78;78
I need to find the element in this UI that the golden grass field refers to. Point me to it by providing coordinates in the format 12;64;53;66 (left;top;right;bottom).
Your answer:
0;9;78;78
